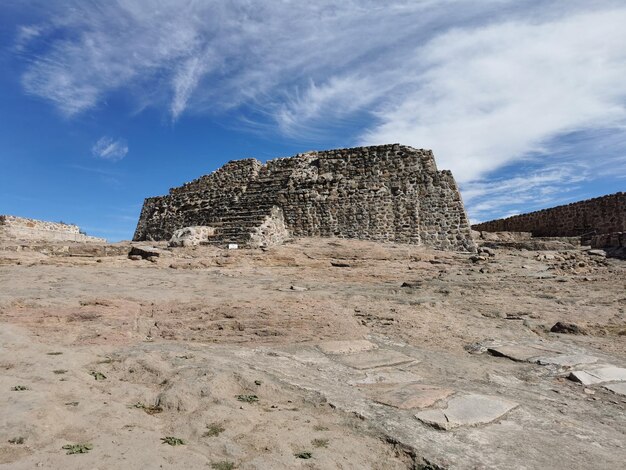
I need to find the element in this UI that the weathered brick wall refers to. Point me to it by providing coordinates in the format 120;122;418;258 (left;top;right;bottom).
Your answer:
0;215;105;243
133;144;475;251
472;192;626;237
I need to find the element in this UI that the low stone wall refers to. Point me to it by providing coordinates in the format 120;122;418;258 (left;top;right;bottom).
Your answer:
0;215;105;243
472;192;626;237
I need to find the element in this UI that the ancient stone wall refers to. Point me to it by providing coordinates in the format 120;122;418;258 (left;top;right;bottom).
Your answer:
472;192;626;237
134;144;475;251
0;215;105;243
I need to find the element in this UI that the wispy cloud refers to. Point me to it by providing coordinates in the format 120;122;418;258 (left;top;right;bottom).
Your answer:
91;136;128;161
362;8;626;182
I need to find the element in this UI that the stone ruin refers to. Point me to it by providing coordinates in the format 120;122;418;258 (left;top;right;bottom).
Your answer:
472;192;626;255
133;144;475;251
0;215;105;243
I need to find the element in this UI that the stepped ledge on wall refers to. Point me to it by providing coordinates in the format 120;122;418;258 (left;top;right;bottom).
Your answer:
133;144;475;251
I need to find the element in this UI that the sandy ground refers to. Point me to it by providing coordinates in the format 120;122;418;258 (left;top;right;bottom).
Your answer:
0;237;625;469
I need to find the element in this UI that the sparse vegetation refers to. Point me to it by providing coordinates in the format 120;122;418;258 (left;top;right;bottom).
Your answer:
161;436;185;446
62;443;93;454
129;402;163;415
11;385;29;391
312;438;329;448
53;369;68;374
89;371;106;380
313;425;329;431
46;352;63;355
211;461;235;470
8;437;25;444
294;451;313;459
203;423;225;437
236;394;258;403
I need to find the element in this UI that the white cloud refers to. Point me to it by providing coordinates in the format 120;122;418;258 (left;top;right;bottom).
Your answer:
91;137;128;161
362;8;626;182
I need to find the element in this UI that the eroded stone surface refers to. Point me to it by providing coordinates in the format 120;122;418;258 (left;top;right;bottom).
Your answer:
568;367;626;385
535;354;598;367
168;226;216;247
488;344;561;362
348;369;422;386
318;339;378;355
604;382;626;396
336;349;416;370
128;245;164;259
368;384;453;410
415;394;519;430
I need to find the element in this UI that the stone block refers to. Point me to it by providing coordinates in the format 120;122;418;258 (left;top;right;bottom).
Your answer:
335;349;416;370
368;384;453;410
415;394;518;430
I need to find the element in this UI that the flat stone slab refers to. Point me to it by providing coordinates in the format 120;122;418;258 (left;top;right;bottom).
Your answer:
129;245;164;259
535;354;598;367
336;349;416;370
568;367;626;385
317;339;378;355
368;384;453;410
349;369;422;386
416;394;518;430
488;344;561;362
604;382;626;396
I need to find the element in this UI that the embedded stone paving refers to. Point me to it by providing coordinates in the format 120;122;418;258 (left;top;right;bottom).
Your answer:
366;383;454;410
535;354;598;367
415;394;519;430
334;348;417;369
487;343;562;362
568;366;626;385
604;382;626;396
317;339;378;355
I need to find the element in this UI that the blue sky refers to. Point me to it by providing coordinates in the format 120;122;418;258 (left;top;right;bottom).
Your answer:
1;0;625;241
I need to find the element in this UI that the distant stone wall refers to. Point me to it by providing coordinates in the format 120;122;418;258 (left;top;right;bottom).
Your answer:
134;144;475;251
0;215;105;243
591;231;626;249
472;192;626;237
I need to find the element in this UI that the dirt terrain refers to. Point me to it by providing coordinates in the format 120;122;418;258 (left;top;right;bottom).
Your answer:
1;237;625;469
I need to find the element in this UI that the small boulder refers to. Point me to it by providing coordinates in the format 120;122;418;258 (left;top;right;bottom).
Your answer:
401;280;423;288
550;321;586;335
587;249;606;258
169;226;215;247
129;245;164;259
478;247;496;257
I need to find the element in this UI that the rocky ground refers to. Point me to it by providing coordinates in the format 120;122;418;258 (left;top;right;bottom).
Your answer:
0;237;624;469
